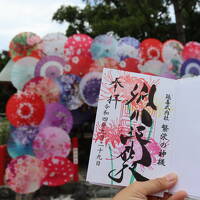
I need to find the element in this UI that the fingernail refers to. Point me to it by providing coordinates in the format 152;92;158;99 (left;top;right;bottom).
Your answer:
165;173;177;184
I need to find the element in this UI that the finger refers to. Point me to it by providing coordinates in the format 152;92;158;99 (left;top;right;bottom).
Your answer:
130;173;178;196
168;191;187;200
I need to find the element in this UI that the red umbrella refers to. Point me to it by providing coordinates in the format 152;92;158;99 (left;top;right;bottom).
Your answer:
42;157;75;186
140;38;163;63
182;41;200;60
118;58;140;73
6;92;45;127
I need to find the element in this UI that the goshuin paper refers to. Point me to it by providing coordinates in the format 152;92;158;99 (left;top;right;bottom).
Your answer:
87;68;200;198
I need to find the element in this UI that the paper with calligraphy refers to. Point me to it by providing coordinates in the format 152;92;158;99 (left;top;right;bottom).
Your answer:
87;68;176;186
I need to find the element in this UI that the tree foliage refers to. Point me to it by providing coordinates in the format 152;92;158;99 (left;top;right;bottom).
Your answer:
52;0;200;42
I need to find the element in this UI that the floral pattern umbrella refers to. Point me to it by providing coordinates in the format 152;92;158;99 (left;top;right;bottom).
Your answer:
33;127;71;160
9;32;43;62
42;32;67;59
6;92;45;127
5;155;46;194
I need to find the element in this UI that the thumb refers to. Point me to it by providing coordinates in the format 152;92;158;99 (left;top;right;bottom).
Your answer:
129;173;178;196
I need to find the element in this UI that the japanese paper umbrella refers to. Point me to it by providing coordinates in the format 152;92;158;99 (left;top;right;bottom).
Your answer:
139;60;163;75
7;126;39;158
56;74;84;110
11;56;39;90
35;56;65;79
42;157;75;186
118;58;140;73
39;102;73;134
90;34;118;61
162;39;184;63
9;32;42;62
33;127;71;160
182;41;200;60
6;92;45;127
79;72;102;107
117;37;140;61
89;57;119;73
5;155;46;194
140;38;163;62
180;58;200;77
64;33;93;60
42;32;67;58
23;77;60;104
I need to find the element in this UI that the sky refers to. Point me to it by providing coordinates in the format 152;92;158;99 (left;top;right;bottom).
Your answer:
0;0;175;51
0;0;86;51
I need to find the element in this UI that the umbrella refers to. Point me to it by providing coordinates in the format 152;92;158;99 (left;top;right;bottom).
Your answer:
7;126;39;158
35;56;65;79
33;127;71;160
42;32;67;59
140;60;164;75
23;77;60;104
118;58;140;73
0;60;14;82
79;72;102;107
6;92;45;127
11;56;39;90
42;157;74;186
39;102;73;134
182;41;200;60
9;32;42;62
57;74;84;110
5;155;46;194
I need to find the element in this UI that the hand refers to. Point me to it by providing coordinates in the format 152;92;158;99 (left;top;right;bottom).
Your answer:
113;173;187;200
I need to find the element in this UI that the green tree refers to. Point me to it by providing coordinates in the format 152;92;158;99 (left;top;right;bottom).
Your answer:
52;0;200;43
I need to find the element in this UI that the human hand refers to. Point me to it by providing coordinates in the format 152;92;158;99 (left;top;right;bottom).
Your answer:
113;173;187;200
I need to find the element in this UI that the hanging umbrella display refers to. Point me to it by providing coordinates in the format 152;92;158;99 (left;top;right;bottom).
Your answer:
117;37;140;61
57;74;84;110
162;39;184;63
90;34;118;61
140;38;163;63
42;157;74;186
42;32;67;59
9;32;42;62
11;56;39;90
79;72;102;107
118;58;140;73
5;155;46;194
33;127;71;160
89;57;119;73
180;58;200;77
182;41;200;60
35;56;65;79
7;126;39;158
23;77;60;104
39;102;73;134
6;92;45;127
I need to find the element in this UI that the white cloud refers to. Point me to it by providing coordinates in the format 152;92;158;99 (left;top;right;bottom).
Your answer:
0;0;86;50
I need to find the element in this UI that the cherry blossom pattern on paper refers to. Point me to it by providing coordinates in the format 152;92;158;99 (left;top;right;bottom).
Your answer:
56;74;84;110
6;92;45;127
33;127;71;160
7;126;39;158
5;155;46;194
42;157;75;186
35;56;65;79
23;77;60;104
42;32;67;58
39;102;73;134
79;72;102;107
9;32;43;62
